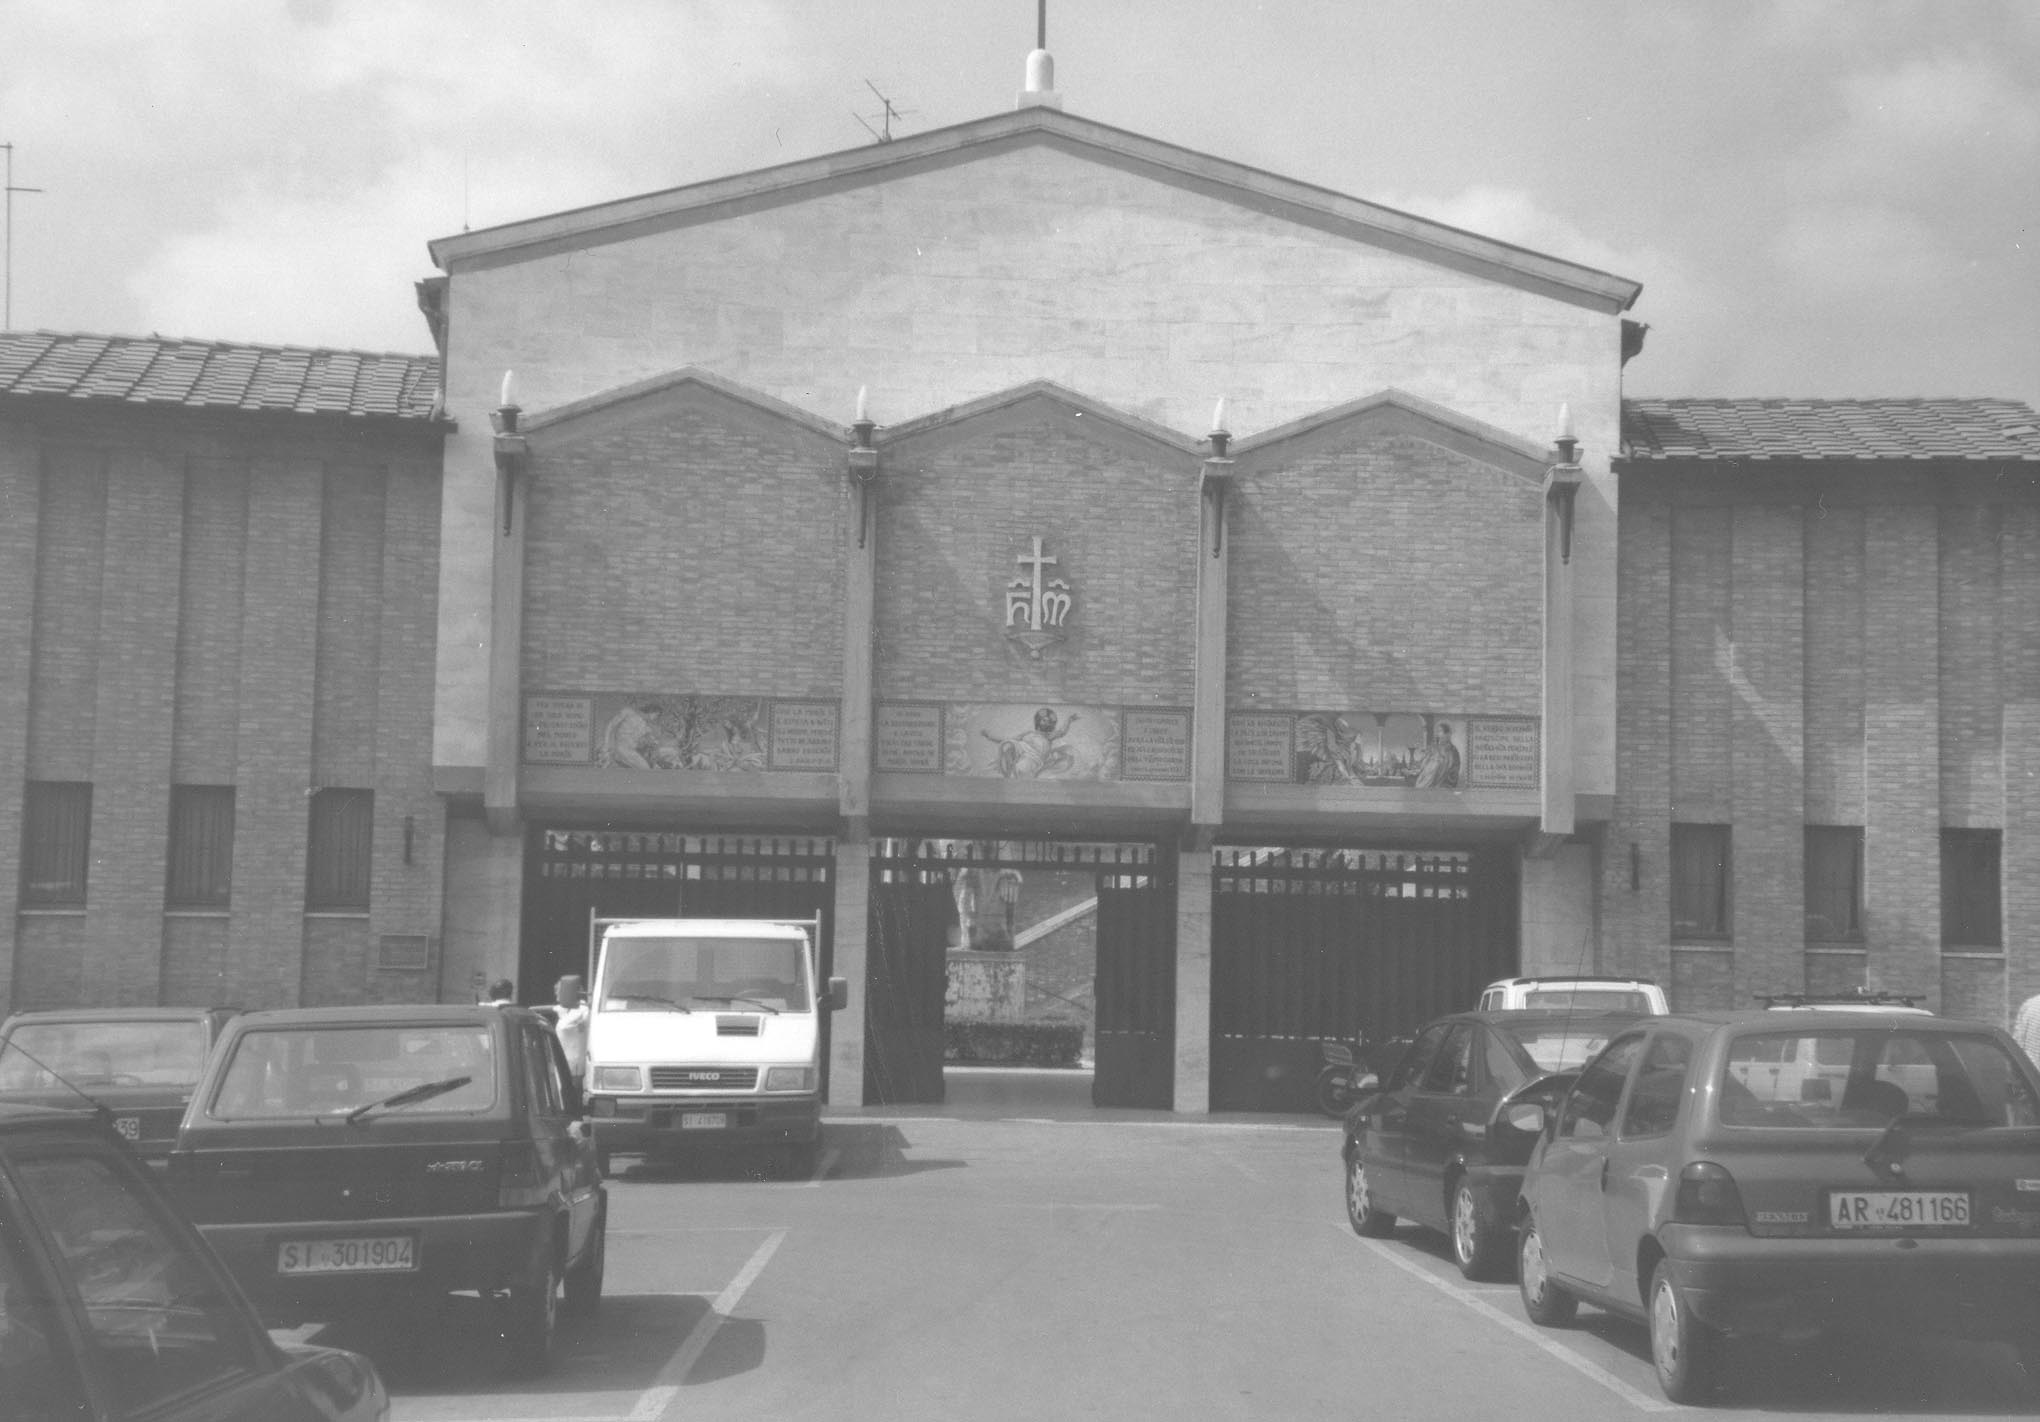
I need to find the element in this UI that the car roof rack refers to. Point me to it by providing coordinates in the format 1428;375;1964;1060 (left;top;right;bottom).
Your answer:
1754;988;1926;1008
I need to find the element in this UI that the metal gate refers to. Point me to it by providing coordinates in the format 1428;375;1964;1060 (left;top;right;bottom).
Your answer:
1209;845;1517;1112
863;839;1176;1108
522;829;836;1076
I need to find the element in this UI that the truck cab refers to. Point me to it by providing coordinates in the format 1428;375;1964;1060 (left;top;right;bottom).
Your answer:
582;918;846;1177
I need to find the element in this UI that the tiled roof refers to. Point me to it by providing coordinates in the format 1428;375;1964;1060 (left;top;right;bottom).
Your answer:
0;331;443;422
1622;398;2040;462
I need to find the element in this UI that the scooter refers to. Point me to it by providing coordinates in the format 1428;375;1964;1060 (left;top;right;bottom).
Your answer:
1312;1038;1379;1117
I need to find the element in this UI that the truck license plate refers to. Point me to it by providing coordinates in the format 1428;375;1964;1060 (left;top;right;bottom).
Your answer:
1828;1190;1969;1229
680;1112;728;1130
277;1236;418;1275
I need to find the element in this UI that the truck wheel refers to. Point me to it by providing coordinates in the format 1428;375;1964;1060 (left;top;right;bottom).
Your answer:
564;1202;606;1317
502;1253;558;1376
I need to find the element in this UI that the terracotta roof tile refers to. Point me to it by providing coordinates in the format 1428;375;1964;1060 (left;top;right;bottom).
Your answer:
0;330;442;423
1622;398;2040;462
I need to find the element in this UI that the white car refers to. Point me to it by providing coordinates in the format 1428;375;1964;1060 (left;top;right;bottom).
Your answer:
1477;976;1669;1015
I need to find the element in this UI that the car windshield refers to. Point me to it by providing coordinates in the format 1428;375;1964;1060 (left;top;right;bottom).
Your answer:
1521;989;1653;1013
0;1021;209;1092
1721;1028;2040;1129
1497;1020;1622;1074
208;1025;498;1119
599;936;812;1012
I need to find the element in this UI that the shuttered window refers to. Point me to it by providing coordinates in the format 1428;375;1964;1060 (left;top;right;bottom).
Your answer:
306;788;373;911
20;782;92;908
166;786;235;909
1670;823;1730;941
1804;826;1863;942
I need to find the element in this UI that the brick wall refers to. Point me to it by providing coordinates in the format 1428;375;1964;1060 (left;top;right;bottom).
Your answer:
1228;427;1542;712
0;413;445;1015
522;389;846;698
876;400;1197;706
1616;471;2037;1018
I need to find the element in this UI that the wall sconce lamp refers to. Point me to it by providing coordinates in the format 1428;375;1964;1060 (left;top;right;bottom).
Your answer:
1546;402;1583;565
848;385;879;548
1203;396;1233;557
492;370;530;536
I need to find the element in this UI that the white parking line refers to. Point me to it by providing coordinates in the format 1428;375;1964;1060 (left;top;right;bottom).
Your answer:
1341;1227;1673;1413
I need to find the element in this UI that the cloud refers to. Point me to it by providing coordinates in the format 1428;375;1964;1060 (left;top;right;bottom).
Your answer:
1837;54;2040;151
1769;204;1952;299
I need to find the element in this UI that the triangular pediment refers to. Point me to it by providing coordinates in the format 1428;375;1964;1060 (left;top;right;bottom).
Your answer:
1236;389;1552;482
520;366;847;447
881;379;1201;459
430;108;1640;314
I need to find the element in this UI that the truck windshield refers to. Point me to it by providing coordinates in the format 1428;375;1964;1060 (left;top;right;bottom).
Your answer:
600;936;812;1013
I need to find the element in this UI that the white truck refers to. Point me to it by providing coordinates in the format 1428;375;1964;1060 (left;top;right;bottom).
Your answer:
582;916;845;1176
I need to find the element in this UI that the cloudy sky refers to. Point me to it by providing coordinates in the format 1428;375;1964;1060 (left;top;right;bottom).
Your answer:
3;0;2035;406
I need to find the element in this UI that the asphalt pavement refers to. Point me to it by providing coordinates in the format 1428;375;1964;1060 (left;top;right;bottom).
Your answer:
290;1067;2039;1421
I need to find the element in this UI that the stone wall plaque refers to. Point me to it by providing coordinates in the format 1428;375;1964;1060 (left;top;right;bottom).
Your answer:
1226;713;1296;782
1466;717;1540;788
524;695;594;764
1120;709;1191;781
875;703;945;773
767;701;840;772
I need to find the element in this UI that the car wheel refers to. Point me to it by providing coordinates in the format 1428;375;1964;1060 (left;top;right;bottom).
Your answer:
1449;1179;1506;1281
1517;1217;1577;1326
503;1251;559;1376
1649;1260;1720;1404
1313;1068;1350;1118
564;1202;606;1318
1345;1154;1396;1237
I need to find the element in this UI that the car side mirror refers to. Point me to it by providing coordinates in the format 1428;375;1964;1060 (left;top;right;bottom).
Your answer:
1502;1102;1545;1133
827;977;849;1012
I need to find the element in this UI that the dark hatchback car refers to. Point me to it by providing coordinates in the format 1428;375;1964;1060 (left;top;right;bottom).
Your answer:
1515;1011;2040;1403
1343;1009;1641;1278
0;1103;387;1421
166;1005;606;1376
0;1007;239;1168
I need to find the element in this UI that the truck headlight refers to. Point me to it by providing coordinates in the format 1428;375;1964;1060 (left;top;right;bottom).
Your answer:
762;1066;815;1091
592;1065;643;1092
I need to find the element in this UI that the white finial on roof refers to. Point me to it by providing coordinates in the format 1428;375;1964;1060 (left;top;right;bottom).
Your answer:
1019;3;1061;110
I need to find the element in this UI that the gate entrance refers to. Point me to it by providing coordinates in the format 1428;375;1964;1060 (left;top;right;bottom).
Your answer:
1210;845;1518;1112
864;839;1175;1109
521;828;835;1074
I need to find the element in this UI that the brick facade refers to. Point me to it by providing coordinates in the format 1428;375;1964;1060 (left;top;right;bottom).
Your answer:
0;409;445;1016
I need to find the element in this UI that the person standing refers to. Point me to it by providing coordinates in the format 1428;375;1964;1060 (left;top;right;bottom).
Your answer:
553;974;590;1088
2014;986;2040;1068
481;978;516;1006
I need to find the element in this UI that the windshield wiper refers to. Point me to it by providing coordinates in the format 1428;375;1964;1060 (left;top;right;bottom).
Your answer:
1863;1110;1972;1176
692;996;781;1015
345;1075;471;1124
612;995;690;1012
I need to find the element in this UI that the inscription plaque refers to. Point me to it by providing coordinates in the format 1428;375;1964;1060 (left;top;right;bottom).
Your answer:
1226;714;1296;782
1121;709;1191;781
767;701;840;772
524;696;594;764
1467;718;1540;788
875;703;945;773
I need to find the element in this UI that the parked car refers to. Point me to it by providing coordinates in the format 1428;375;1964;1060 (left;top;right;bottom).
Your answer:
1514;1010;2040;1403
1477;975;1668;1014
166;1004;606;1377
0;1102;388;1421
1342;1009;1642;1278
0;1006;239;1168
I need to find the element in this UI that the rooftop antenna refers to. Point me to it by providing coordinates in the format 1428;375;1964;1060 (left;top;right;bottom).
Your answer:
855;80;914;144
3;142;46;331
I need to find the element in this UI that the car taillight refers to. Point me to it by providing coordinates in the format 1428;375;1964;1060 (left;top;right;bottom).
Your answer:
497;1141;546;1208
1674;1161;1746;1225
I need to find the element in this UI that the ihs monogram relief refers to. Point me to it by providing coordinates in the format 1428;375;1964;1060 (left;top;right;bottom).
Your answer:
1003;536;1074;659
